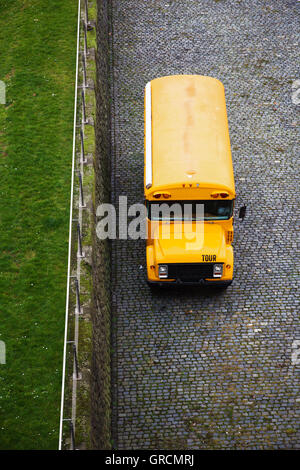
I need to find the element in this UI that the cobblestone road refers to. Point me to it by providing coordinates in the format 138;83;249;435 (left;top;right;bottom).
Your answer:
110;0;300;449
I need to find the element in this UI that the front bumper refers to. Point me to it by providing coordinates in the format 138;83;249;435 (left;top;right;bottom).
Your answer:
147;278;233;288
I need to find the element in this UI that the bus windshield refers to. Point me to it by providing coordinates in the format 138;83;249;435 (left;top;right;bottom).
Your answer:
147;200;234;221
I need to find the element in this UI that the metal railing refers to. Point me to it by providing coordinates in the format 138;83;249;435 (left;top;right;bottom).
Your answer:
59;0;94;451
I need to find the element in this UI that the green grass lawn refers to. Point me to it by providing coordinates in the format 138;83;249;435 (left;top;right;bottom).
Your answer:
0;0;77;449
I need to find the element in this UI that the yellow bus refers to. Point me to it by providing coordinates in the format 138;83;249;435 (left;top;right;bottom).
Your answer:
144;74;241;287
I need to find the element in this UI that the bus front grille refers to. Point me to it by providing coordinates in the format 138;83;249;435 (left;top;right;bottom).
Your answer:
165;263;215;281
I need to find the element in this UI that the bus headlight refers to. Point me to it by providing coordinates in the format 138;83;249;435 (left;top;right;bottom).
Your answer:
213;264;223;278
159;265;168;279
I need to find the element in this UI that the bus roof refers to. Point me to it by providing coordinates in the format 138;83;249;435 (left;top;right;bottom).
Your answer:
144;75;235;199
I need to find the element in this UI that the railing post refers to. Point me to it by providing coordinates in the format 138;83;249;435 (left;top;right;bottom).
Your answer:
75;278;82;314
72;343;80;380
78;172;86;208
84;0;89;26
70;421;76;450
82;90;87;125
77;223;84;258
80;129;87;164
82;53;87;89
83;20;88;58
84;0;94;30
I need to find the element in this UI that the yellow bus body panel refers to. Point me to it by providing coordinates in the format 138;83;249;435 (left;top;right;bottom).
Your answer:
144;75;235;285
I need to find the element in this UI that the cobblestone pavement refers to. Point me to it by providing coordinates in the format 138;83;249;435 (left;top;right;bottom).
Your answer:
109;0;300;449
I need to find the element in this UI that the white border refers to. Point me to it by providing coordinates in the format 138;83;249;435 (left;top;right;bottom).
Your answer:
145;81;152;189
58;0;81;450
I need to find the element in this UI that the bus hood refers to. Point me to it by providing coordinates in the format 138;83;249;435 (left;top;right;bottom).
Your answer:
153;222;227;264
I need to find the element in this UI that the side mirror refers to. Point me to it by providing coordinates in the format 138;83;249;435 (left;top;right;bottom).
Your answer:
239;205;247;221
